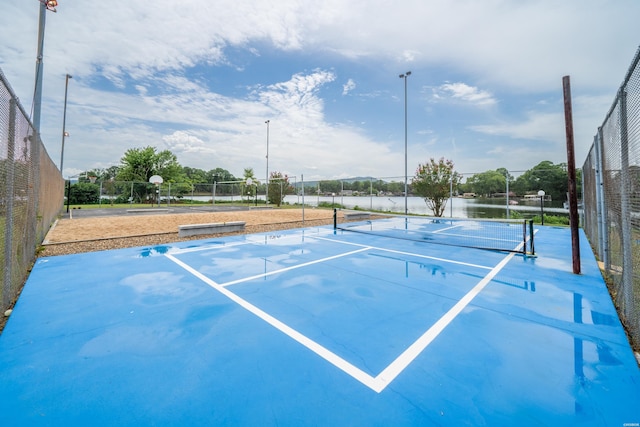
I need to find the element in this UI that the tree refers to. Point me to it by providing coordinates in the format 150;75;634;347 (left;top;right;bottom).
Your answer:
465;169;507;197
207;168;236;183
512;161;567;201
116;146;184;183
68;182;100;204
115;146;184;203
242;168;259;202
412;158;462;217
267;171;292;206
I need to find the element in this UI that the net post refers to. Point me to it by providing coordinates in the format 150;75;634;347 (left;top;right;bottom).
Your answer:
529;220;535;256
333;208;337;230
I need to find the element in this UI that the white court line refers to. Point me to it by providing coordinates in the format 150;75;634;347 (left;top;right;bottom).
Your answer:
371;248;519;391
165;252;383;391
431;223;465;234
315;235;492;270
165;237;519;393
171;228;336;255
219;247;371;287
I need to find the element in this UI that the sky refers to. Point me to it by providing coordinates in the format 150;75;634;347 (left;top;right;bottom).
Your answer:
1;0;639;182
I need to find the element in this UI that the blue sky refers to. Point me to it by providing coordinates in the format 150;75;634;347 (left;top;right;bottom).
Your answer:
1;1;639;181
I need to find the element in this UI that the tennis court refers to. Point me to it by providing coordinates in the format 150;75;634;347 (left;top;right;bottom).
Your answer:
1;217;639;426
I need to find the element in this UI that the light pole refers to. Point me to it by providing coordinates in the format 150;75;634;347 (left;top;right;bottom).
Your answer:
265;120;270;205
60;73;72;176
538;190;545;225
399;71;411;216
33;1;59;135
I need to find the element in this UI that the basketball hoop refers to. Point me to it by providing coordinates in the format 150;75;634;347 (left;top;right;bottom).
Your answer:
149;175;163;185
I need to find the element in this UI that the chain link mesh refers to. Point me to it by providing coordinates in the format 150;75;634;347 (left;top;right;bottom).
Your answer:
582;47;640;349
1;68;64;313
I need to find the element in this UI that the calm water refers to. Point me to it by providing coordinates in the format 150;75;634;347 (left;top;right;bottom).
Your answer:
286;195;568;218
190;194;568;219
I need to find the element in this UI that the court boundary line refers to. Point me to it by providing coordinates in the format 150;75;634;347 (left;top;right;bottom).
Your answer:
314;235;493;270
165;233;524;393
171;228;336;255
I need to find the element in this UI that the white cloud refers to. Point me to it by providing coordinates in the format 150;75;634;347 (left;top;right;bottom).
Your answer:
434;82;497;106
342;79;356;95
1;0;638;181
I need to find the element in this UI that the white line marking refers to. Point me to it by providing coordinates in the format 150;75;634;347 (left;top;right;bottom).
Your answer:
172;240;252;254
165;253;382;391
219;247;371;287
171;228;336;255
165;235;522;393
431;224;465;233
370;248;519;391
315;235;492;270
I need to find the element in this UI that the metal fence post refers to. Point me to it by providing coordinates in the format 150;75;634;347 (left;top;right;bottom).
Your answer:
595;127;609;270
618;89;634;321
2;99;17;310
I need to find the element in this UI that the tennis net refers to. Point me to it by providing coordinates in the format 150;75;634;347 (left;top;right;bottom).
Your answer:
334;210;535;255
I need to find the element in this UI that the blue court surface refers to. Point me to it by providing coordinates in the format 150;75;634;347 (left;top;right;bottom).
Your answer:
1;222;639;426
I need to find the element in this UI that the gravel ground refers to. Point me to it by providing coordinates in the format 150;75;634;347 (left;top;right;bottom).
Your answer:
39;208;340;257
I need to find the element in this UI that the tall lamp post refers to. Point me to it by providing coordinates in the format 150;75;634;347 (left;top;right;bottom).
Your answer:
399;71;411;216
60;73;72;176
33;0;59;135
538;190;545;225
265;120;270;205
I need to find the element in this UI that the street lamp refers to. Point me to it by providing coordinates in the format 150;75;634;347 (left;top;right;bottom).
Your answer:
538;190;545;225
399;71;411;216
60;73;72;176
32;0;59;136
265;120;270;205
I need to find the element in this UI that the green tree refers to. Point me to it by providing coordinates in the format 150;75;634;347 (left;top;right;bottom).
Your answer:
182;166;207;183
466;169;507;197
512;161;567;201
69;182;100;204
206;168;236;183
116;146;184;183
242;168;259;203
115;146;184;203
268;171;292;207
412;158;462;217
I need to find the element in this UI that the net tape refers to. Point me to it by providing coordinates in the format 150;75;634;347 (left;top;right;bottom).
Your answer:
334;211;534;254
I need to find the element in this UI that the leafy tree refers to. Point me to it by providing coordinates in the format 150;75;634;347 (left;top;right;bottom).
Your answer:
512;161;567;201
242;168;259;202
465;169;507;197
412;158;462;217
268;171;292;206
116;146;184;183
207;168;236;183
182;166;207;183
68;182;100;204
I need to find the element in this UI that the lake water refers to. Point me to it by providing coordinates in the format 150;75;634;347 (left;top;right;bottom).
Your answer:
188;194;568;219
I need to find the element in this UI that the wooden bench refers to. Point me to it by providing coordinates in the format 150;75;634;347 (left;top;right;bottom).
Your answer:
178;221;246;237
344;212;371;220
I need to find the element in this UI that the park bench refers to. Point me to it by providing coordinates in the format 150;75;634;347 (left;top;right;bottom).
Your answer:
178;221;246;237
344;212;371;220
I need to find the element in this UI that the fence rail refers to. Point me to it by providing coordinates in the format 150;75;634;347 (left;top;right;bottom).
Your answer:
582;46;640;349
1;68;65;315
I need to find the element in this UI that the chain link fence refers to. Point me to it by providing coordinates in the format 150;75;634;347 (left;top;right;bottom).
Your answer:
582;47;640;349
1;68;65;314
